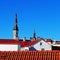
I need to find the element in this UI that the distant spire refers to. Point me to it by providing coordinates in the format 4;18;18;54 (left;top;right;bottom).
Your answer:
13;13;19;39
15;13;17;23
13;13;18;30
33;30;36;39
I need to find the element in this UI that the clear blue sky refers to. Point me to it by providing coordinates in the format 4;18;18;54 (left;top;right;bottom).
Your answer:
0;0;60;40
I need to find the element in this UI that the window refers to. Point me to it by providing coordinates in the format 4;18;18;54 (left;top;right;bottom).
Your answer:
41;48;44;50
40;42;42;45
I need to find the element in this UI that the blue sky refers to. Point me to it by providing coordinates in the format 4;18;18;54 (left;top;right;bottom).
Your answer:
0;0;60;40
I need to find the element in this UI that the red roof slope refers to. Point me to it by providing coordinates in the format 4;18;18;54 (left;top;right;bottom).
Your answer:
0;39;40;47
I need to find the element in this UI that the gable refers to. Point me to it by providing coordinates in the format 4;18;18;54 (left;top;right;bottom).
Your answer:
31;40;52;50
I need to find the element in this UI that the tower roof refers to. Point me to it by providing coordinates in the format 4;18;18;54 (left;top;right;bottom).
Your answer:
33;30;36;39
13;13;18;30
13;24;18;30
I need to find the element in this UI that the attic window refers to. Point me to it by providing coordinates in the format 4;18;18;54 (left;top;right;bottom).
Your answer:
40;42;42;45
41;48;44;50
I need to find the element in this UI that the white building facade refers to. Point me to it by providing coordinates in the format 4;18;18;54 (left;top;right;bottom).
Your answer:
29;40;52;50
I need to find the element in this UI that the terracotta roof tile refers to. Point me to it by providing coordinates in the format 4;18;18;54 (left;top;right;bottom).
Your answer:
0;39;40;47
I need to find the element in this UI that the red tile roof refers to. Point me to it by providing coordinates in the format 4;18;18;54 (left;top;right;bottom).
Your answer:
55;41;60;44
40;38;52;42
0;39;40;47
45;39;52;42
0;51;60;60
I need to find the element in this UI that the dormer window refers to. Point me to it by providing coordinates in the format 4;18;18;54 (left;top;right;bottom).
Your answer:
40;42;42;45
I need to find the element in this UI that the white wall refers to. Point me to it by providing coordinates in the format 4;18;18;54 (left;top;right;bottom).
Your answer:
53;44;60;46
21;47;29;50
32;40;52;50
0;44;19;51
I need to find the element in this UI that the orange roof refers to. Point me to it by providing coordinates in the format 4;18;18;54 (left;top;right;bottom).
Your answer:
0;39;40;47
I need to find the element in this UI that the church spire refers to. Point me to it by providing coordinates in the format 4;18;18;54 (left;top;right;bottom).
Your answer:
13;13;19;40
33;30;36;39
13;13;18;30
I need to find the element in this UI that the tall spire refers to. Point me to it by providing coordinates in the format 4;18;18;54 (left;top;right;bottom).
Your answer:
33;30;36;39
15;13;18;24
13;13;19;40
13;13;18;30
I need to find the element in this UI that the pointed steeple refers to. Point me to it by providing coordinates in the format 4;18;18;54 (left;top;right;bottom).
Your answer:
33;30;36;39
13;13;19;40
13;13;18;30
